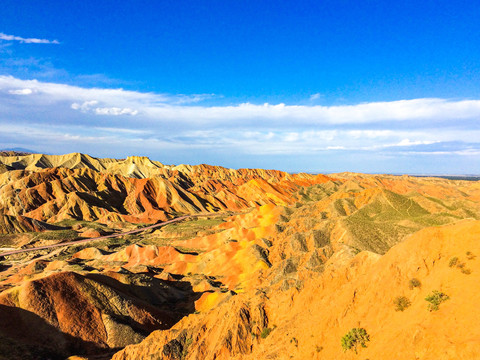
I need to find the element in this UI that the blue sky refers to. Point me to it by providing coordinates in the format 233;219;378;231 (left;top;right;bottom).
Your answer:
1;1;480;174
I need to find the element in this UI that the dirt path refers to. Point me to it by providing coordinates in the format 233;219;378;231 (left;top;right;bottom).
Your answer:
0;215;195;258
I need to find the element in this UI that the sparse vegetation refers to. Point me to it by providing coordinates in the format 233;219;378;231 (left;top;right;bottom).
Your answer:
33;229;79;241
425;290;449;311
394;296;411;311
54;219;110;231
448;256;472;274
409;278;421;289
260;327;273;339
161;217;226;240
338;187;468;255
290;337;298;347
313;229;330;248
466;251;476;260
449;257;459;267
0;233;21;246
341;328;370;353
350;246;362;255
181;337;193;360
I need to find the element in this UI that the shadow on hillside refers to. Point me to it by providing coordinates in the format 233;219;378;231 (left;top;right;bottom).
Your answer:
0;271;204;360
0;304;105;360
84;272;203;331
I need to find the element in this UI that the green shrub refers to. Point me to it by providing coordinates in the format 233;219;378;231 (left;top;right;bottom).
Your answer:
341;328;370;353
449;257;459;267
394;296;411;311
260;327;273;339
425;290;449;311
449;257;472;274
408;278;421;289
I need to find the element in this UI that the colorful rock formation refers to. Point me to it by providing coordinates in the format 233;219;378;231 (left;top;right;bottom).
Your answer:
0;153;479;360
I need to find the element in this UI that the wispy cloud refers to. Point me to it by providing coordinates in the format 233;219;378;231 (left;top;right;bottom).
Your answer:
0;32;59;44
1;75;480;173
94;107;138;116
71;100;138;116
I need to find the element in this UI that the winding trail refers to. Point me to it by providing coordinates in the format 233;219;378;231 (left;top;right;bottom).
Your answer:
0;214;197;258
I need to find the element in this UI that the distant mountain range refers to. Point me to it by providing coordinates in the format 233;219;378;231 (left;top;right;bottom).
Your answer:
0;148;38;156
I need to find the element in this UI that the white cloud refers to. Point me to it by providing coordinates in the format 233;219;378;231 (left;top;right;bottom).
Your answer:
71;100;137;116
3;75;480;126
348;130;394;139
93;126;147;134
8;88;34;95
71;100;99;111
396;139;438;147
1;75;480;173
0;32;59;44
284;132;299;142
94;107;138;116
173;93;216;104
141;98;480;125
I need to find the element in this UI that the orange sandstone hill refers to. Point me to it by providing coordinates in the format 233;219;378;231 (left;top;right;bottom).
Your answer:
0;153;331;225
114;220;480;360
0;153;479;360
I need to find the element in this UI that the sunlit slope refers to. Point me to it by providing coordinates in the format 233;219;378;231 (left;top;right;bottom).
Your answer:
70;204;281;294
0;152;330;184
291;176;480;254
109;174;480;360
248;219;480;360
114;220;480;360
0;153;331;226
0;206;281;358
1;156;480;360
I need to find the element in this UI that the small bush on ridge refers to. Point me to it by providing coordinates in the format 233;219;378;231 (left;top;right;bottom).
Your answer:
341;328;370;353
394;296;411;311
425;290;449;311
409;278;421;289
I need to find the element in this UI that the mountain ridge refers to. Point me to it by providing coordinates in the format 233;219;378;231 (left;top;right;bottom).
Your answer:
0;153;332;227
0;153;479;359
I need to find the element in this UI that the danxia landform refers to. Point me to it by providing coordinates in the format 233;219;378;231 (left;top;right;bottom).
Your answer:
1;152;479;360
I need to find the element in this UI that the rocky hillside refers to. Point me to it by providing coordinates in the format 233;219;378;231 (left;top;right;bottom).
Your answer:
0;153;331;225
0;153;479;360
114;220;480;360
